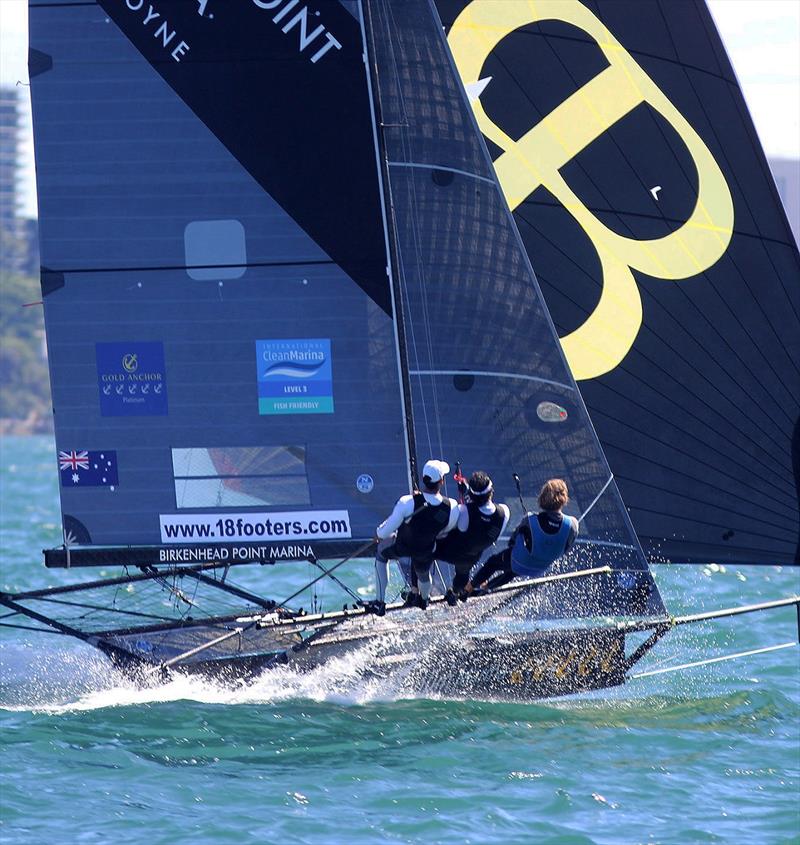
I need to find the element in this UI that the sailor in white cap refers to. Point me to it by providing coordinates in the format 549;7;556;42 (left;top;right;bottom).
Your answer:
363;459;460;614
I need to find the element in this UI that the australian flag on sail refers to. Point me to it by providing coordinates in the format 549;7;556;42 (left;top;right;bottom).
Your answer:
58;451;118;488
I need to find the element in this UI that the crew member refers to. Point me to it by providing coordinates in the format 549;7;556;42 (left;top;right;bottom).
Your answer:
462;478;578;596
433;470;510;605
363;459;459;615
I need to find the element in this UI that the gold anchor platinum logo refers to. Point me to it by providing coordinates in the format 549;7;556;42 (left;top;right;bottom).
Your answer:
448;0;734;379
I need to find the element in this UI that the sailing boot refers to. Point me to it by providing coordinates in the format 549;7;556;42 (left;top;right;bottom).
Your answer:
362;600;386;616
402;590;420;609
444;589;458;606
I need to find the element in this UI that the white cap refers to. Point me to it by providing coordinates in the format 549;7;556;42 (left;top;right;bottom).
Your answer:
422;459;450;483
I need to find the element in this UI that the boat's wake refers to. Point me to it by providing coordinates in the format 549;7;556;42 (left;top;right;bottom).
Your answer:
0;635;417;713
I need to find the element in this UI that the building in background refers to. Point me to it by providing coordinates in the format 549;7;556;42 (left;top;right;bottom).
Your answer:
0;85;37;276
769;157;800;246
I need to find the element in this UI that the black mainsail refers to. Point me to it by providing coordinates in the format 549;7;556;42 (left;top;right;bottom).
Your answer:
433;0;800;566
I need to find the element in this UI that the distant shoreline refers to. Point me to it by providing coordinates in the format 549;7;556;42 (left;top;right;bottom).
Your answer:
0;413;53;436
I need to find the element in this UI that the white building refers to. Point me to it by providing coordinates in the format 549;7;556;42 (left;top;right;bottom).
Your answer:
768;157;800;247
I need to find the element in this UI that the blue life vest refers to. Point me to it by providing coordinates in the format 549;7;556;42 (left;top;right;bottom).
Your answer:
511;512;576;577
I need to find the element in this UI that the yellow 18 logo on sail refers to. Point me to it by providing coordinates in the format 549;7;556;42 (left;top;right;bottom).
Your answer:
448;0;734;380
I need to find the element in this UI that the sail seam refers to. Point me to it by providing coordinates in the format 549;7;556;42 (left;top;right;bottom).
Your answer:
42;259;337;275
410;369;574;392
578;475;614;523
574;538;636;552
387;161;496;185
519;198;798;249
518;204;798;473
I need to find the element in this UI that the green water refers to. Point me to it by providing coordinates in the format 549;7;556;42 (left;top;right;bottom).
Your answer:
1;436;799;844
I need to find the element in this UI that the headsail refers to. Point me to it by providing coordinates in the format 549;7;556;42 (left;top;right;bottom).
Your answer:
432;0;800;566
362;0;665;618
29;0;414;566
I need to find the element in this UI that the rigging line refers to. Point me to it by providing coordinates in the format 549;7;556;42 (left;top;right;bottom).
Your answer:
381;0;442;459
0;621;71;635
410;369;574;392
29;596;177;624
360;0;418;487
371;0;438;464
573;538;636;551
390;4;447;460
630;641;798;679
44;258;336;276
387;161;496;185
657;1;800;335
577;475;614;523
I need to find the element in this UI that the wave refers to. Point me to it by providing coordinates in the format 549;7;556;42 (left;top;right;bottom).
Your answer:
262;361;324;379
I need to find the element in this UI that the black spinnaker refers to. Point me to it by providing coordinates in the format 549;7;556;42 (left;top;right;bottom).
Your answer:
433;0;800;566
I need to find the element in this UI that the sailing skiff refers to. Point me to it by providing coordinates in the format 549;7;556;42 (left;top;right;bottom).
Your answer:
2;0;798;700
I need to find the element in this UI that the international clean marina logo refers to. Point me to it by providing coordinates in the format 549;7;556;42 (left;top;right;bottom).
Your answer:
256;339;333;415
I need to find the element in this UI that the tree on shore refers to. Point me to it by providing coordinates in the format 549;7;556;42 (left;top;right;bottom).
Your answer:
0;267;52;431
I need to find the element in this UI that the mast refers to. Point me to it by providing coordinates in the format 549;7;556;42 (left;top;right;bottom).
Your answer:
358;0;420;489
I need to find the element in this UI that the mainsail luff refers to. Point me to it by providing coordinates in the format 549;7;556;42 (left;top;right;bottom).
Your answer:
358;0;420;490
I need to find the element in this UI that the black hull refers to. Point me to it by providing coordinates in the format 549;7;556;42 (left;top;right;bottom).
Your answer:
99;621;629;702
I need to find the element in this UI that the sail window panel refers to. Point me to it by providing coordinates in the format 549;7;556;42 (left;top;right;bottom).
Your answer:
174;477;311;510
171;447;310;509
409;374;664;618
184;221;247;281
388;169;568;383
369;0;491;180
